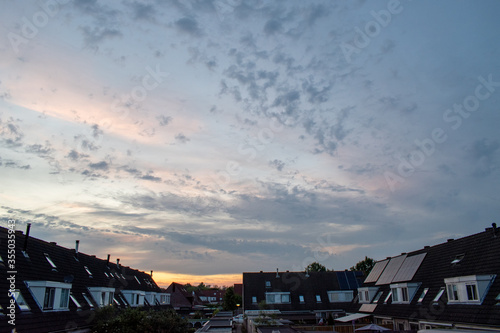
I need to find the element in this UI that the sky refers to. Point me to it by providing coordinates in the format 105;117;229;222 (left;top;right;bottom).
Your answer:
1;0;499;288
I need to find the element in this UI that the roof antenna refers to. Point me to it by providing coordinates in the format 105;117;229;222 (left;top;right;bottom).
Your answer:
305;268;310;278
493;223;497;237
276;268;280;278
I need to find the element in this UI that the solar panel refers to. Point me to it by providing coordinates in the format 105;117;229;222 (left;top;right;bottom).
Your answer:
392;253;426;282
364;259;389;283
336;271;350;290
375;255;407;285
346;271;360;288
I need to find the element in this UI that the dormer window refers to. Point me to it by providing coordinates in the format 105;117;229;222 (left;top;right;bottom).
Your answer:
44;253;57;270
358;287;379;303
25;281;71;311
444;275;496;304
390;283;421;304
88;287;116;307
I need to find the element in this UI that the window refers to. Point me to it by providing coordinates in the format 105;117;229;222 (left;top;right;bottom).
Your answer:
252;296;257;303
384;291;392;303
316;295;321;303
266;292;291;304
12;290;30;311
447;284;459;301
391;288;399;302
44;287;56;310
390;283;421;304
44;253;57;269
84;266;93;277
417;288;429;303
83;293;94;308
88;287;115;307
358;287;379;303
495;293;500;305
433;287;445;303
466;284;478;301
101;292;106;306
70;294;81;308
265;281;271;287
59;289;70;308
134;276;141;284
109;292;114;305
451;254;465;265
372;291;383;303
444;275;496;304
328;291;354;302
299;295;305;303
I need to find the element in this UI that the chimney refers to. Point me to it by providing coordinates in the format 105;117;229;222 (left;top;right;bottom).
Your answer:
276;268;280;278
151;270;153;277
106;254;110;267
492;223;498;237
75;240;80;258
23;223;31;252
116;258;120;268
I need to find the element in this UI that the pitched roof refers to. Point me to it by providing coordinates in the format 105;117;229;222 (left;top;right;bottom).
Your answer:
243;270;364;312
0;226;167;332
360;225;500;328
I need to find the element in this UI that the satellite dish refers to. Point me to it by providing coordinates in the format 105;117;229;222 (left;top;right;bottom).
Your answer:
64;275;74;283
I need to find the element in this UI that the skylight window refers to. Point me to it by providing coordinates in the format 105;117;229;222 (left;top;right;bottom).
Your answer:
495;293;500;305
299;295;305;303
265;281;271;287
433;287;445;303
418;288;429;303
0;254;4;263
134;276;141;284
44;253;57;269
82;293;94;308
451;254;465;265
384;291;392;303
70;294;81;308
372;291;383;303
84;266;93;277
12;290;30;311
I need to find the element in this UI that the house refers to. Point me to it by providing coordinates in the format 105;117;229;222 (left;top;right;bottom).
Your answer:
197;288;226;305
355;224;500;331
243;269;364;323
166;282;204;312
0;224;170;333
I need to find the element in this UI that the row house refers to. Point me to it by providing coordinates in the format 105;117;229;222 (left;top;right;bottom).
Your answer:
243;269;364;323
0;224;170;333
355;224;500;331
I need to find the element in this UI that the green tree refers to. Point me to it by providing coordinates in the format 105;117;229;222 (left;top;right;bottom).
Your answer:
306;261;327;272
350;256;376;277
222;286;241;311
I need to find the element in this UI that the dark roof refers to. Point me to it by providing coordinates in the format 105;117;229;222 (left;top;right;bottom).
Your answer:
243;270;363;312
360;225;500;328
0;226;167;333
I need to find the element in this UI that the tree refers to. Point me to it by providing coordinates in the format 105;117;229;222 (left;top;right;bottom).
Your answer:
222;286;241;311
306;261;327;272
350;256;376;277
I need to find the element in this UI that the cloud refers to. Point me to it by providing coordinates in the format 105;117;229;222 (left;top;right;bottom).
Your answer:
466;138;499;178
128;1;156;21
80;26;122;47
157;115;172;126
175;17;201;36
0;118;24;147
66;150;89;162
25;142;54;156
269;159;285;171
175;133;190;144
3;160;31;170
140;174;162;182
88;161;109;170
263;19;283;35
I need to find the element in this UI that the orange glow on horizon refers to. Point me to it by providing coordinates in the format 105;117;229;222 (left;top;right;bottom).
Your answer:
152;271;242;289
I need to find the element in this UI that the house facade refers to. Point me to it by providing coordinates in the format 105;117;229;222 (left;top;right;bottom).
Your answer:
0;225;170;333
356;224;500;331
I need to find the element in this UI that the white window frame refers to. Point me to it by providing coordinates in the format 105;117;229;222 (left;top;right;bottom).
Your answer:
444;275;496;304
121;290;146;307
265;292;291;304
25;281;72;312
358;287;379;303
327;290;354;303
389;283;421;304
88;287;116;307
